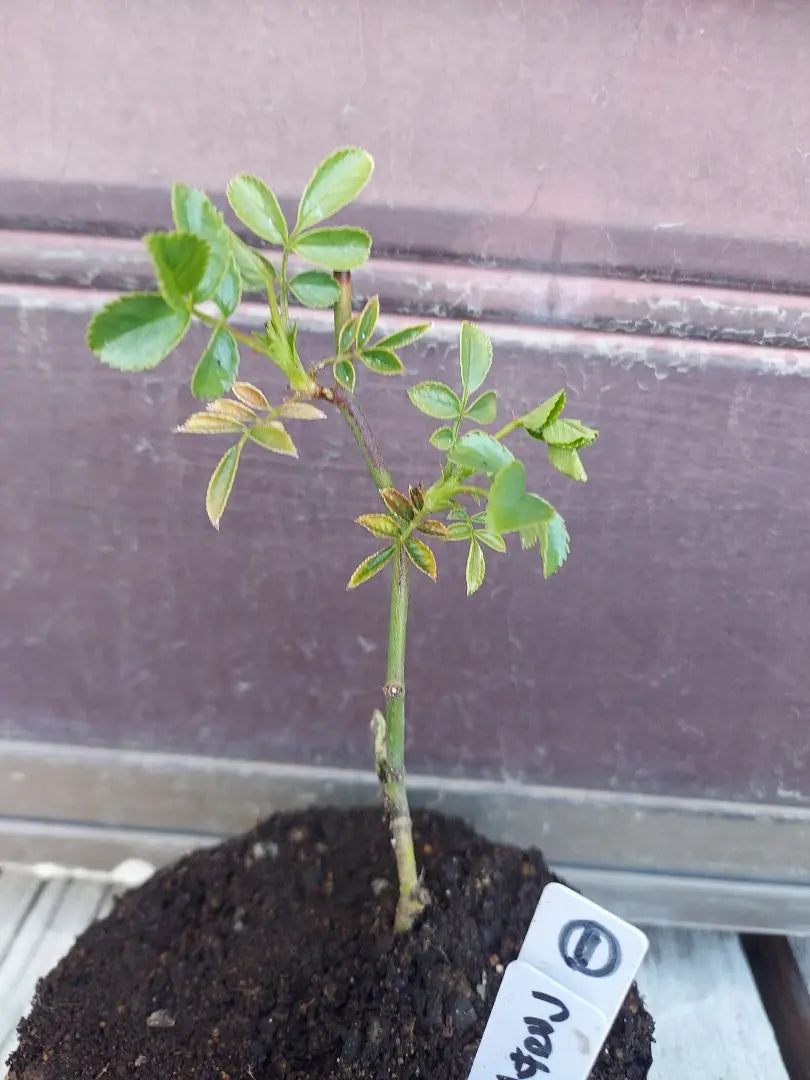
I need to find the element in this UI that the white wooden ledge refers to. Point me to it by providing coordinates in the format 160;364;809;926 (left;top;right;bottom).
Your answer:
0;867;801;1078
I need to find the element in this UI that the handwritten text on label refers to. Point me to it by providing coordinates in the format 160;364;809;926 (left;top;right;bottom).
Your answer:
466;960;607;1080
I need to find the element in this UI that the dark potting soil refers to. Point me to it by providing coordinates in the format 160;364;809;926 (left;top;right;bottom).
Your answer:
9;808;654;1080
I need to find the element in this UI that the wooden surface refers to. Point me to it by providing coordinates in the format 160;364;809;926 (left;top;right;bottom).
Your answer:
0;872;110;1066
643;930;791;1080
743;935;810;1080
0;868;797;1079
791;935;810;993
4;287;810;808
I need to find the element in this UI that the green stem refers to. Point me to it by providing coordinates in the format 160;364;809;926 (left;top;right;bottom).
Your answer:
334;270;352;342
280;249;290;321
329;269;427;932
383;544;428;931
192;308;267;355
331;389;392;491
494;416;522;441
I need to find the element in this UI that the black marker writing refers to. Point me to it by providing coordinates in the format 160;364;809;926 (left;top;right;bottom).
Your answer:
495;989;570;1079
531;990;570;1023
558;919;621;979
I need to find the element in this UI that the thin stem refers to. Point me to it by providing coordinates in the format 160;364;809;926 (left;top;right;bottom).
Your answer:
494;416;522;441
334;271;352;343
279;249;290;321
451;386;469;446
327;268;427;932
384;545;428;931
308;355;339;376
192;309;267;355
330;388;393;491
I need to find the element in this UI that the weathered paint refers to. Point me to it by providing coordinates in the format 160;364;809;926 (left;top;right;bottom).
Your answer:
2;289;809;804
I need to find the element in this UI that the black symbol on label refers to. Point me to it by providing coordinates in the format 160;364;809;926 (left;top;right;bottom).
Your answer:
558;919;621;978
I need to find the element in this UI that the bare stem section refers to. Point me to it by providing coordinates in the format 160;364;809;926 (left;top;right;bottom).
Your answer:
381;546;430;931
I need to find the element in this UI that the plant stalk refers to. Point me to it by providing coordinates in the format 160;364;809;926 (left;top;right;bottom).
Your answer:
332;390;392;491
330;270;428;932
334;270;352;341
383;544;429;931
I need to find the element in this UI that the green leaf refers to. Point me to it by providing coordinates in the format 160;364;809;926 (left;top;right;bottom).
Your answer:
408;381;461;419
206;398;255;423
477;530;506;552
339;315;360;353
405;537;437;581
465;539;485;596
226;174;288;245
465;389;498;424
357;296;379;348
292;227;372;270
334;358;356;392
347;545;395;589
190;328;240;399
87;293;190;371
206;441;243;529
232;382;270;409
170;184;229;300
261;321;313;392
520;513;570;578
274;401;326;421
296;146;374;232
144;232;209;312
380;488;414;521
176;412;245;434
541;514;570;577
448;430;515;475
212;255;242;318
520;390;566;433
539;418;599;449
248;421;298;457
416;519;449;538
228;232;276;289
459;322;492;395
547;445;587;482
356;513;401;539
429;426;454;451
289;270;340;308
376;324;430;350
486;461;556;534
359;347;403;375
446;521;472;540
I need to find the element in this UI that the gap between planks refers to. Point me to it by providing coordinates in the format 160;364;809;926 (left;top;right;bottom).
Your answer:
743;934;810;1080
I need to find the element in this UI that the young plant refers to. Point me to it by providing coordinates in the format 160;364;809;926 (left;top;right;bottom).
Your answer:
87;147;598;933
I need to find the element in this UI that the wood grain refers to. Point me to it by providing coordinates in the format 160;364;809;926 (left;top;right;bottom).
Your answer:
642;929;790;1080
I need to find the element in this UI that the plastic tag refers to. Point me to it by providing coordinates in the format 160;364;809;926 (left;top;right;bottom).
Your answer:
467;884;648;1079
518;883;648;1028
466;959;608;1080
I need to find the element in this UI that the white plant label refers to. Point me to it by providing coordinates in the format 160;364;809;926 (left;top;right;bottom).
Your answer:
466;959;608;1080
518;883;648;1028
467;884;648;1079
